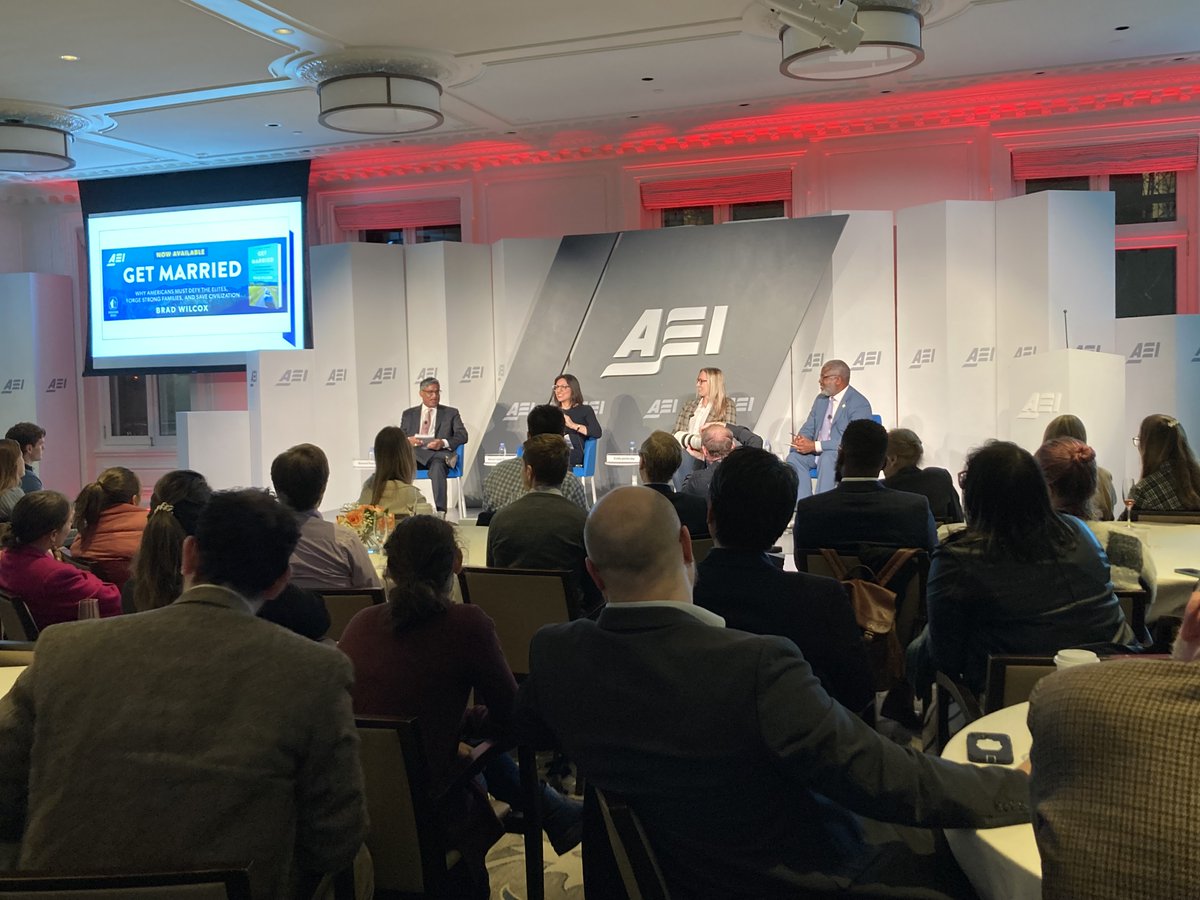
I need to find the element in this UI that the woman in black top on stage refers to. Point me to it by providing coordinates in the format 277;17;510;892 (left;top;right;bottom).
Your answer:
551;373;602;468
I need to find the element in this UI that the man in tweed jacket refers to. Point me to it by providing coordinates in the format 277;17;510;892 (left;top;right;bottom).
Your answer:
0;489;368;899
1029;586;1200;899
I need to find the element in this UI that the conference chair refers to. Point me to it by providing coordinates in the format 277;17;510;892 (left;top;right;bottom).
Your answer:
594;788;672;900
414;444;467;519
458;567;573;677
1116;588;1152;646
934;671;982;753
0;867;252;899
574;437;599;505
0;590;39;642
316;587;385;642
983;655;1057;713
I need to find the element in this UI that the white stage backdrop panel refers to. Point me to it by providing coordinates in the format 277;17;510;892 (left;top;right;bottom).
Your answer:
0;273;81;496
1117;314;1200;486
246;349;316;490
995;190;1116;432
491;237;561;396
784;266;834;457
896;201;997;480
309;243;365;507
177;411;251;490
343;243;408;461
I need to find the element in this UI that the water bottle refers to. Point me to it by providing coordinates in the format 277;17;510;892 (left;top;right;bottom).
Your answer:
368;447;375;462
629;440;636;455
499;442;507;456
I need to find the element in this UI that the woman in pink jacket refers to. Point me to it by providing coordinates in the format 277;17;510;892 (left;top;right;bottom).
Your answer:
69;467;147;588
0;490;122;630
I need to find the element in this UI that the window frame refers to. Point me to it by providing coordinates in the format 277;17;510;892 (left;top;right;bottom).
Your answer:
98;373;189;449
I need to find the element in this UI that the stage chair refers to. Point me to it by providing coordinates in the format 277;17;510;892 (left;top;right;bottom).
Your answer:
457;567;572;676
574;437;599;506
0;867;252;898
317;588;385;642
594;788;672;900
0;590;39;642
414;444;467;519
355;716;507;897
983;655;1057;713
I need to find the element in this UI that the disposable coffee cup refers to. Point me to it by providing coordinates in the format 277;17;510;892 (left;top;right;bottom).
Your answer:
1054;648;1100;670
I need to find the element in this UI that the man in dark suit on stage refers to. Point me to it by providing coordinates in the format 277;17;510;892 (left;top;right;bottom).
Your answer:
882;427;964;523
788;358;873;498
487;433;600;618
693;447;873;714
793;418;938;555
638;430;708;537
400;376;468;513
514;486;1030;899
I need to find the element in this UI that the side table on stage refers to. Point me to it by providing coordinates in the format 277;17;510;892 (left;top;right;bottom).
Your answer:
605;453;640;486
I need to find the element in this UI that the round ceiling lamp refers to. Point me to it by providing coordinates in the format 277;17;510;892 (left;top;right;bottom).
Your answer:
318;73;444;134
0;122;73;172
781;6;924;81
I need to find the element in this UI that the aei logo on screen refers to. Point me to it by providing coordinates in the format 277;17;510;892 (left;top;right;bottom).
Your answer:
601;306;728;378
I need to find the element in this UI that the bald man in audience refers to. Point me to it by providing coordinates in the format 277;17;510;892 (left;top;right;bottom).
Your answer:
679;423;733;498
0;489;369;899
515;486;1031;899
1028;587;1200;899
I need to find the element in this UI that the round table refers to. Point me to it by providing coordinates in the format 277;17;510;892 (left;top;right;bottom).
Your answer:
605;452;640;486
941;702;1040;900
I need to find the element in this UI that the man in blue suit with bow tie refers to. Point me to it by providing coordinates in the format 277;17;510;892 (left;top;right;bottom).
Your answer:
788;358;873;498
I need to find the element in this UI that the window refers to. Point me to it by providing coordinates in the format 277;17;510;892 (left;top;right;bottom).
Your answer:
641;170;792;228
662;200;788;227
1116;247;1177;318
362;224;462;244
103;374;191;446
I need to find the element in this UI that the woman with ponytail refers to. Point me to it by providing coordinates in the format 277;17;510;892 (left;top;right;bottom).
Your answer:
124;470;211;613
339;515;580;894
69;466;146;587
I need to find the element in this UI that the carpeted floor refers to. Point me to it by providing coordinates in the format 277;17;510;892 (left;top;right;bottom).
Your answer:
486;832;584;900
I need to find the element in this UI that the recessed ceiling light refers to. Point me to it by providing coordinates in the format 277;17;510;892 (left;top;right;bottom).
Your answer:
291;130;302;135
273;27;294;35
1175;57;1187;61
59;54;79;62
738;102;751;107
265;122;281;128
628;115;640;119
641;76;654;82
880;89;892;94
1114;25;1130;31
1034;71;1045;75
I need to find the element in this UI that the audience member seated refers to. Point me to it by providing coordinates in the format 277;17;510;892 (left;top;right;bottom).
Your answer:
4;422;45;493
0;490;121;629
793;419;937;554
679;424;733;498
1027;588;1200;899
339;515;581;895
487;434;600;618
1126;413;1200;514
907;441;1134;696
68;466;146;587
1042;414;1116;519
637;431;708;538
0;439;24;522
1036;437;1157;602
881;427;964;523
692;447;873;714
272;443;380;591
123;470;329;639
482;405;587;515
514;486;1031;900
357;425;434;518
0;489;369;900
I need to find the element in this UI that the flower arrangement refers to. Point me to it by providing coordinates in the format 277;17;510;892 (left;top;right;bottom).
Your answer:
337;504;395;549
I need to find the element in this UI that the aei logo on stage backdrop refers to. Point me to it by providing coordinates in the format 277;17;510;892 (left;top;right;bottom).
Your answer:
801;353;824;373
325;368;347;386
908;349;935;369
1017;392;1062;419
0;379;25;394
45;378;68;393
852;351;882;370
601;306;728;378
369;367;398;385
962;347;995;367
275;369;308;386
1126;342;1161;364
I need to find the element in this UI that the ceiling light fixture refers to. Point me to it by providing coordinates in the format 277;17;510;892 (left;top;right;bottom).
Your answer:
284;48;477;136
771;0;924;81
273;27;294;35
0;101;100;173
59;54;79;62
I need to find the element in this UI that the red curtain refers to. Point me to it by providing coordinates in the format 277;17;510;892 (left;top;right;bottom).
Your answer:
334;198;461;231
1012;138;1198;180
640;170;792;210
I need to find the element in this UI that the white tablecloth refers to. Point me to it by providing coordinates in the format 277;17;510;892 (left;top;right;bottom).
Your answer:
1131;522;1198;621
0;666;26;698
942;702;1040;900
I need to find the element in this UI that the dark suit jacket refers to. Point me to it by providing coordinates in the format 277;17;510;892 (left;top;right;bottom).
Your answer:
400;403;468;451
515;605;1031;898
644;482;709;537
883;466;963;523
693;548;872;713
793;480;937;555
486;490;600;617
680;458;719;499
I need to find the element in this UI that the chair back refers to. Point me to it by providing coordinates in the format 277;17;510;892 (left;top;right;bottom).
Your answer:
594;788;671;900
0;868;251;898
317;588;385;641
459;567;571;676
0;591;39;642
983;655;1057;713
1116;588;1151;645
574;437;598;478
355;716;448;895
934;671;982;753
0;640;34;667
